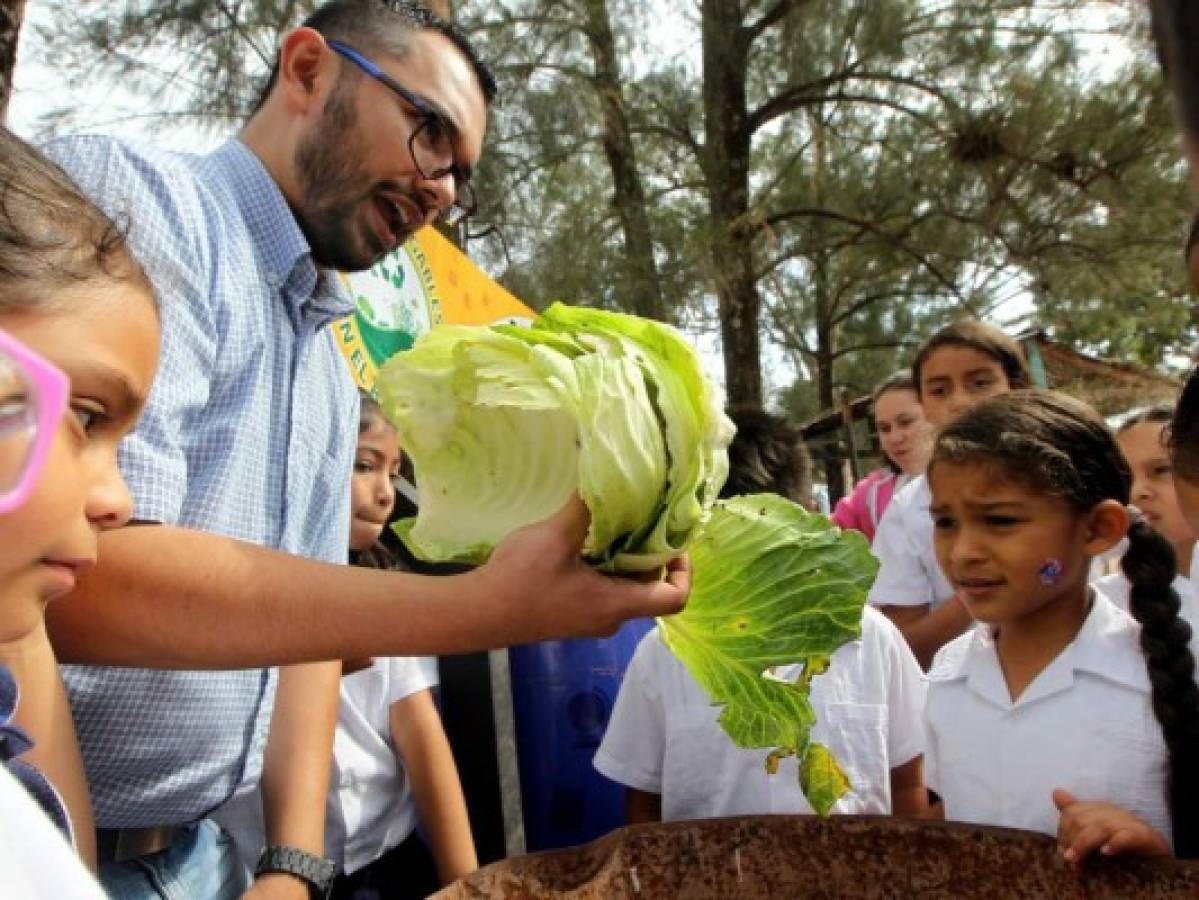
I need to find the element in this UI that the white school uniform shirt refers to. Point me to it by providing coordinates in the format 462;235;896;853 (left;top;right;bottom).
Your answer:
593;607;926;821
867;475;956;609
0;765;107;900
1093;571;1198;631
215;656;438;875
923;587;1171;845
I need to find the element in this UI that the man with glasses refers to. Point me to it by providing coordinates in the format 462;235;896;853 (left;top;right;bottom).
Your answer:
42;3;690;898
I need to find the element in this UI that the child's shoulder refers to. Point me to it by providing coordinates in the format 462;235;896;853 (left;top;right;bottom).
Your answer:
890;473;929;507
926;624;979;684
628;626;686;678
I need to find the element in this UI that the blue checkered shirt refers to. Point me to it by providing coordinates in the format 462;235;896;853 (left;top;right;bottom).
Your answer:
45;137;358;828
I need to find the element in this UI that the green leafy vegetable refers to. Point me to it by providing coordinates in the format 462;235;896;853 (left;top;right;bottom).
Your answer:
375;302;734;572
658;494;877;815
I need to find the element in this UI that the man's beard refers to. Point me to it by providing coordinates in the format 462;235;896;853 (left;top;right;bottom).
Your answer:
293;77;403;272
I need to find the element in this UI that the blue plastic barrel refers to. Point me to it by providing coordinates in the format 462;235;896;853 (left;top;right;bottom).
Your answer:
508;617;655;851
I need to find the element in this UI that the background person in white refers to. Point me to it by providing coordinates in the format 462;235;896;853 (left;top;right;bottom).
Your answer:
594;408;928;822
1095;406;1198;626
595;608;928;822
868;321;1031;669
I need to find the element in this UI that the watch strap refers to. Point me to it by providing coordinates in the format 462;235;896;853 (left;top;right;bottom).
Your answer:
255;845;338;898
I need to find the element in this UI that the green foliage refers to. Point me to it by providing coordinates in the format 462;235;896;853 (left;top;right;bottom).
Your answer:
659;493;876;816
462;0;1191;412
33;0;315;133
26;0;1193;400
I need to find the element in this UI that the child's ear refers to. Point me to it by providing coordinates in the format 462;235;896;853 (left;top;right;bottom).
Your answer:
1082;499;1128;556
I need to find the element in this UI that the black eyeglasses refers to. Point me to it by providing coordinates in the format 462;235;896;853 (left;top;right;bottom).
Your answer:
327;40;476;226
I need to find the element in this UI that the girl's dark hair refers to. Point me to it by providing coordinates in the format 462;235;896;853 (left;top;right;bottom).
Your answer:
720;406;812;505
911;320;1031;399
1119;404;1174;436
871;370;917;405
1169;367;1199;483
931;389;1199;857
0;127;151;312
1150;0;1199;140
359;389;389;434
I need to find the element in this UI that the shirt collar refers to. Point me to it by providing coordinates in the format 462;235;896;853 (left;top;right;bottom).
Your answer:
1070;586;1152;693
208;140;354;325
928;588;1150;709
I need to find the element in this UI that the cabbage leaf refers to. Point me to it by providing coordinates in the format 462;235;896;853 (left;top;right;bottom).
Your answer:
658;494;876;815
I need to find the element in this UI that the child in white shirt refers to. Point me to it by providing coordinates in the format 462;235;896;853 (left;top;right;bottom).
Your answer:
922;390;1199;861
1095;406;1198;627
869;320;1032;668
595;408;928;823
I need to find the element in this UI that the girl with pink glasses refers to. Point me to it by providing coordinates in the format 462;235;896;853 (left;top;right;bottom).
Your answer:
0;126;160;895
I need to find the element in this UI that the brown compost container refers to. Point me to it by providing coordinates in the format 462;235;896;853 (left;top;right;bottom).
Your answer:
432;815;1199;899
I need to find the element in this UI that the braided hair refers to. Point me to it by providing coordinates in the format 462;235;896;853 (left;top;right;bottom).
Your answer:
931;389;1199;857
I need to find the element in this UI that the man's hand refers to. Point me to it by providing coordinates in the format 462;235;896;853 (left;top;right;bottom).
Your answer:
1053;788;1172;864
241;873;310;900
471;496;691;644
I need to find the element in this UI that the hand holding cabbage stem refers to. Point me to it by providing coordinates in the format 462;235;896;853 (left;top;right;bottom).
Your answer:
468;496;691;643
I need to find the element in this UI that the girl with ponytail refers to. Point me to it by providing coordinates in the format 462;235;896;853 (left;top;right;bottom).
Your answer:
921;390;1199;861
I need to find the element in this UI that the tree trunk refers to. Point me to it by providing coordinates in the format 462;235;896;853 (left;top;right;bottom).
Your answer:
701;0;762;407
581;0;670;323
0;0;25;123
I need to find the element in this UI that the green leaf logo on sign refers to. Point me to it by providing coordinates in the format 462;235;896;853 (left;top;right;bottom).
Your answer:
338;242;443;373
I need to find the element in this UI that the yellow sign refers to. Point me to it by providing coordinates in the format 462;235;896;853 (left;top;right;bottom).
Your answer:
336;229;534;391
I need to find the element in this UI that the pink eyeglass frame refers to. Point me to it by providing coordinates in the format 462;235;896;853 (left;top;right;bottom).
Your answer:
0;329;68;515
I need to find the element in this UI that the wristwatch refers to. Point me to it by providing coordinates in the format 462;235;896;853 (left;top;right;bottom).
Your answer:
255;845;339;899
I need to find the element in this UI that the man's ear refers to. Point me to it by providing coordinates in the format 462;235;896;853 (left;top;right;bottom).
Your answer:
275;27;333;115
1083;499;1129;556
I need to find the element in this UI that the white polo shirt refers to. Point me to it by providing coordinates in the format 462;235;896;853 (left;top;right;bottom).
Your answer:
0;765;106;900
328;656;438;874
867;476;956;609
215;656;438;875
924;588;1171;845
593;607;926;821
1093;572;1197;631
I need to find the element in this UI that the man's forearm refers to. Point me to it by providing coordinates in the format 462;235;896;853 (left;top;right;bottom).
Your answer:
47;525;496;668
260;662;340;854
47;508;691;669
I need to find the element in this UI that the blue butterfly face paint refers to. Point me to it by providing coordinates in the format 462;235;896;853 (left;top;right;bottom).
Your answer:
1038;558;1063;586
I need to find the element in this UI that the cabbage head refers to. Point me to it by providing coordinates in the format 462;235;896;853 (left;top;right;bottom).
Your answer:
375;303;735;572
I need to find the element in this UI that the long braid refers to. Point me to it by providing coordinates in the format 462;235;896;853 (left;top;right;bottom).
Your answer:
1123;516;1199;857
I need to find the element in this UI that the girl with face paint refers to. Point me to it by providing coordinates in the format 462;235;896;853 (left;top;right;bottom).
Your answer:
923;390;1199;863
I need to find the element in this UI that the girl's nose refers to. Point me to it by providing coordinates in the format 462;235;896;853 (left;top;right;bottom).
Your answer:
374;475;394;507
950;529;986;564
86;458;134;530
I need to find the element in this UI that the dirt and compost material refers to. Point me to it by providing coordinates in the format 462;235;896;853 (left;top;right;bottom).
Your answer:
432;814;1199;899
